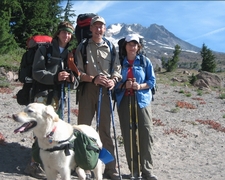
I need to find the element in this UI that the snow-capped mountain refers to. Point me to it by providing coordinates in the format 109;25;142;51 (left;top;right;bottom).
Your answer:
105;23;202;68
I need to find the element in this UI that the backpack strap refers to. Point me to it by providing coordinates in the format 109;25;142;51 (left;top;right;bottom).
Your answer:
140;54;146;72
79;37;116;75
103;37;116;75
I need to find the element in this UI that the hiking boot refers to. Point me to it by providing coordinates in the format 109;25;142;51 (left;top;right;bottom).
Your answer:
142;173;158;180
103;169;121;180
24;162;46;179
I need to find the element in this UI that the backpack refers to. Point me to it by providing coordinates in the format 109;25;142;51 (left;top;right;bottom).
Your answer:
73;130;100;170
16;35;52;105
75;13;96;44
117;37;156;100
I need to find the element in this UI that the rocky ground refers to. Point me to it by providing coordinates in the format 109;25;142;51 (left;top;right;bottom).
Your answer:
0;72;225;180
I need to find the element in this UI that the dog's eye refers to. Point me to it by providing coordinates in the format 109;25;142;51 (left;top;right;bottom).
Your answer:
27;109;34;113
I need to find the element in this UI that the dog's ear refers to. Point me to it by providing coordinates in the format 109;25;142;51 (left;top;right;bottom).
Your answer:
45;105;59;122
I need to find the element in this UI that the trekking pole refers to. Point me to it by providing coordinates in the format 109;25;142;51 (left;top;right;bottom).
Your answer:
108;89;122;180
128;78;134;180
67;83;70;123
61;82;64;120
133;78;141;179
96;86;102;132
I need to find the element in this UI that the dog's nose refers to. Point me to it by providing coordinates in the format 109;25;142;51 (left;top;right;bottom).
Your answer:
12;114;17;120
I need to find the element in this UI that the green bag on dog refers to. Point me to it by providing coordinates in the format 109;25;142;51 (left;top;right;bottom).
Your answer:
73;130;100;170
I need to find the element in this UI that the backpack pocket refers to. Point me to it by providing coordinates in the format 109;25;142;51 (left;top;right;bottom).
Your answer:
16;83;33;105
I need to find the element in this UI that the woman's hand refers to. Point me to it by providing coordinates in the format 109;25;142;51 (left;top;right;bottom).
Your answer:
125;78;133;89
132;81;141;90
58;71;70;81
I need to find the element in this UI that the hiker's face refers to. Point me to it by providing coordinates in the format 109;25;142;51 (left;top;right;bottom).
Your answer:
58;30;72;47
90;22;106;39
126;41;139;55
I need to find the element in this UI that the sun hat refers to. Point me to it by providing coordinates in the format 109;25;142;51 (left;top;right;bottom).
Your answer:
91;16;106;25
125;34;140;43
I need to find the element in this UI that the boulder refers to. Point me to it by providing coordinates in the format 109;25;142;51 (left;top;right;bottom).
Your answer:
194;71;221;89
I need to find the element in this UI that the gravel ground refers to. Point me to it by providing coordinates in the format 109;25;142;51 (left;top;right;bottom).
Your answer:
0;80;225;180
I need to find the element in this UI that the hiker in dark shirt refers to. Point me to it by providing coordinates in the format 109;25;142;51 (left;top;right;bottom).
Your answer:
25;21;75;179
115;34;157;180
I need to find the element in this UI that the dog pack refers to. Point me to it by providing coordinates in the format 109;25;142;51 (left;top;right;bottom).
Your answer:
16;35;52;105
73;130;100;170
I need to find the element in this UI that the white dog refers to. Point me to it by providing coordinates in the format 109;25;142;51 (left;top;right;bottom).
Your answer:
13;103;103;180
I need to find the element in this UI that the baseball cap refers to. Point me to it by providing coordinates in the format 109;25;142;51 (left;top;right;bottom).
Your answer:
125;34;140;43
91;16;106;25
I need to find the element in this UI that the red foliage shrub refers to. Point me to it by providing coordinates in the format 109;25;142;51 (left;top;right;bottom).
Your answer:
196;119;225;133
153;118;165;126
163;127;188;138
0;87;12;94
176;101;196;109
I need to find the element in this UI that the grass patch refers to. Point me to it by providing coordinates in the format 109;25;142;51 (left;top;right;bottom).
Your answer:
170;107;180;113
196;89;203;96
219;93;225;99
0;48;23;71
0;77;10;88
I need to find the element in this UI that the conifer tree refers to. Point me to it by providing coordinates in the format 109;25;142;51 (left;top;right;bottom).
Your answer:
166;44;181;72
200;43;216;73
62;0;76;24
0;0;18;53
11;0;63;48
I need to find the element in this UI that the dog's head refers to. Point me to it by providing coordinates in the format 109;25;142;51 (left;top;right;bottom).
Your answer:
13;103;59;134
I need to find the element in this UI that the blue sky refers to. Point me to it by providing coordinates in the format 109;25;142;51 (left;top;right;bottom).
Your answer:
61;1;225;53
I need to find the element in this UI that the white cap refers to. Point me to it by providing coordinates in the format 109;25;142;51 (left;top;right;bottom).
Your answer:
91;16;106;25
125;34;140;43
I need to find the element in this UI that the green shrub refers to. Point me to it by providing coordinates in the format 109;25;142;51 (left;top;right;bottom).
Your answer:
185;92;192;97
219;93;225;99
179;90;184;93
189;73;197;85
170;107;180;113
196;89;203;96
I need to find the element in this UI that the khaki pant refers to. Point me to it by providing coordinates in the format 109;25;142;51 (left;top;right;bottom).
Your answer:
117;95;154;176
77;83;116;171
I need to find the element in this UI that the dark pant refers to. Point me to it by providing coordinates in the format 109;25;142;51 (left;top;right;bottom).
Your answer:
118;95;154;176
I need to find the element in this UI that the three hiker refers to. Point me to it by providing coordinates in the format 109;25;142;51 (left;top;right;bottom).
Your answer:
22;16;157;180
